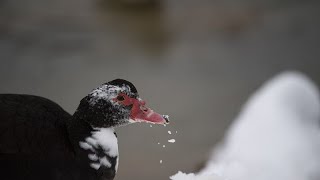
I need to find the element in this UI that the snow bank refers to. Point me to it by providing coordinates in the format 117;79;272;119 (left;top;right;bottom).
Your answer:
171;71;320;180
170;171;225;180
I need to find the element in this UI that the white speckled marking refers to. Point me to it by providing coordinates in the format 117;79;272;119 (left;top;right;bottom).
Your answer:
85;137;98;147
88;154;98;161
79;142;94;151
115;157;119;172
90;163;100;170
100;156;112;167
79;128;119;170
91;128;118;157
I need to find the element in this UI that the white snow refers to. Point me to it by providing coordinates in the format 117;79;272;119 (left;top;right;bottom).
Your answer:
160;160;163;164
88;84;134;106
171;171;225;180
168;139;176;143
163;115;170;122
168;131;172;134
163;145;166;148
171;71;320;180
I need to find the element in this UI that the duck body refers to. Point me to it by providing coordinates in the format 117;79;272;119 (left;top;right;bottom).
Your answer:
0;79;168;180
0;94;115;180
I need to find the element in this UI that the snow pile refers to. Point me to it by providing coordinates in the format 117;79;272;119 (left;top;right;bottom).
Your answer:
171;71;320;180
171;171;225;180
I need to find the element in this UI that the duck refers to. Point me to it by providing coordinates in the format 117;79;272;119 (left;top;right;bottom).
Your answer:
0;79;169;180
171;71;320;180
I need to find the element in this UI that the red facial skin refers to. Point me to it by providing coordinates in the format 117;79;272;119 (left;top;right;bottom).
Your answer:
113;93;168;124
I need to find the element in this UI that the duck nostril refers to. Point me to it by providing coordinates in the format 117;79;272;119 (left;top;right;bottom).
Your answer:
139;100;146;106
140;106;148;112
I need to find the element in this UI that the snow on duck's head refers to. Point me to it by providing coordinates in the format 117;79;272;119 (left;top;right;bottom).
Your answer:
77;79;169;128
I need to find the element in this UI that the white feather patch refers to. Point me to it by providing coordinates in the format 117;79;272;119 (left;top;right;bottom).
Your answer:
79;128;119;170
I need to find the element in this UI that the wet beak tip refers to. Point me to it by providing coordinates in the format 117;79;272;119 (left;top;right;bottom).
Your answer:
162;115;170;123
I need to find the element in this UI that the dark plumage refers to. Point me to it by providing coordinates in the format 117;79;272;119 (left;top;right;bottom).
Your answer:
0;79;168;180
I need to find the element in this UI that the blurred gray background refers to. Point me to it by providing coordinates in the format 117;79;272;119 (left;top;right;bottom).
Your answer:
0;0;320;179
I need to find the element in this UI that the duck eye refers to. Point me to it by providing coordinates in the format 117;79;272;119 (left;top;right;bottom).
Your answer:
116;95;125;101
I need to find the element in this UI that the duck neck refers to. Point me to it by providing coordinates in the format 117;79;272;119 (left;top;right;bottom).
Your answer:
67;110;94;153
67;110;119;174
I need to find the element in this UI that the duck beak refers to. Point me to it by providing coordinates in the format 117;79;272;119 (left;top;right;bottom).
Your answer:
129;98;169;124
